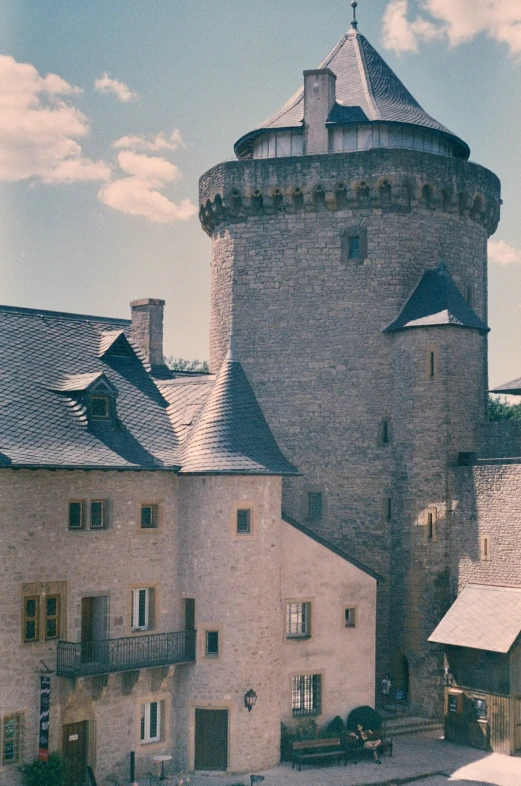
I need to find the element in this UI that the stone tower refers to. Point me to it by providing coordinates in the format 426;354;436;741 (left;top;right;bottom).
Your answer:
199;13;501;715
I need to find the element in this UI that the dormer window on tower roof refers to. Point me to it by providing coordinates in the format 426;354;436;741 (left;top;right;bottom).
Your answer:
91;394;111;420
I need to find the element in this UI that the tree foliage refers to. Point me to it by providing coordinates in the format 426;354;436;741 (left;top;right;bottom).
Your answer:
488;395;521;422
166;357;209;373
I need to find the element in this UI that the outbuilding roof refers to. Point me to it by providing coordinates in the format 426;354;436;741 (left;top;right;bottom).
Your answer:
428;584;521;653
235;25;469;159
383;264;489;334
491;377;521;395
0;305;296;476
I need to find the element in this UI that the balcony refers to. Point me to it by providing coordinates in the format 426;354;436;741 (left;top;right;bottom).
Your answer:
57;630;196;678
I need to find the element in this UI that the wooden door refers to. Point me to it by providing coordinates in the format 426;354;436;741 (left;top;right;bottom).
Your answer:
194;709;228;771
515;699;521;751
63;721;88;786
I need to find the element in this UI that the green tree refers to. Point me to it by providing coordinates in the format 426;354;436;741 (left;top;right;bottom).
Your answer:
488;395;521;422
166;357;209;373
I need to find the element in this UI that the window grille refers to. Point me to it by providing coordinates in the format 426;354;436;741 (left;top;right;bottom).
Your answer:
292;675;321;717
1;714;23;765
286;602;310;637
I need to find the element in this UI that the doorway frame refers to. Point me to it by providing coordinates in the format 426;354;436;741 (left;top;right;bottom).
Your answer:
189;702;233;772
62;719;90;786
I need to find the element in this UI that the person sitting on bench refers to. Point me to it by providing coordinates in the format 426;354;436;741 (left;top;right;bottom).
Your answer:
350;723;382;764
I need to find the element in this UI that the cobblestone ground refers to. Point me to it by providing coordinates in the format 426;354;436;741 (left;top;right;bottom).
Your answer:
182;731;521;786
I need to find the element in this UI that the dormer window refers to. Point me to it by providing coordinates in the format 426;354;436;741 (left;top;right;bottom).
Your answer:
91;395;110;419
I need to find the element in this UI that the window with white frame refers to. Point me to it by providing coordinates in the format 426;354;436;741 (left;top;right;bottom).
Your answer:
286;602;311;638
291;674;321;717
140;701;161;743
131;588;154;631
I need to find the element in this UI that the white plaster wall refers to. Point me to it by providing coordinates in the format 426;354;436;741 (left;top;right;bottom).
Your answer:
280;521;377;726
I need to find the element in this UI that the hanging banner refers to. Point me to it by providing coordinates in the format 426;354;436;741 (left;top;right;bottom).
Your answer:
38;676;51;762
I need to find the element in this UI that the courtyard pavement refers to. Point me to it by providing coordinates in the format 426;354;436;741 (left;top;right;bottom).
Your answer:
181;731;521;786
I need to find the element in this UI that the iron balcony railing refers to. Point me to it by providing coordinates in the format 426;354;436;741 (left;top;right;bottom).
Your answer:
57;630;196;678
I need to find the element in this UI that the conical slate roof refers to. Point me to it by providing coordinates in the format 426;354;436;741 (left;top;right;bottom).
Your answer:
180;341;299;475
235;26;469;159
383;265;489;334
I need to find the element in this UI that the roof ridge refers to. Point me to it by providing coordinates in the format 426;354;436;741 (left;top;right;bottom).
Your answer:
0;304;130;325
353;33;380;120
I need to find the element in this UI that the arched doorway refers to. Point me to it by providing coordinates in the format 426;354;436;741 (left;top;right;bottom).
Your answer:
392;651;410;703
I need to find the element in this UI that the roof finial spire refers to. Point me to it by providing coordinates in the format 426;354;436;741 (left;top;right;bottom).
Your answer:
351;0;359;29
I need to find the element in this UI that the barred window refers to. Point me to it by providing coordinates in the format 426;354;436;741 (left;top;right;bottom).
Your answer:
2;714;23;765
292;674;321;717
286;602;311;638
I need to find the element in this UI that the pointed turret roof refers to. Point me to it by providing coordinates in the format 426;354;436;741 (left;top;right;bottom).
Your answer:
180;341;299;475
235;25;469;159
383;264;489;334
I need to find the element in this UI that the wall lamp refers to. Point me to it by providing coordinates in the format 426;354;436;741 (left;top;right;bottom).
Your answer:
244;689;257;712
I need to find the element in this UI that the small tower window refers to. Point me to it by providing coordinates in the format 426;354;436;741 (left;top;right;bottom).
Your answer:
344;607;356;627
379;418;392;446
385;497;393;522
425;507;438;542
349;235;360;259
480;535;491;561
308;492;323;521
426;345;438;380
91;395;110;419
341;228;367;264
466;285;473;307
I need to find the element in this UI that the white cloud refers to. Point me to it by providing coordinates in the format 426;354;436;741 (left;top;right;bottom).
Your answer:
113;129;185;153
98;151;197;224
0;55;110;184
94;73;138;103
382;0;521;58
488;239;521;266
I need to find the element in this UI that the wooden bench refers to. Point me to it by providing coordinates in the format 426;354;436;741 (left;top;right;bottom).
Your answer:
291;737;346;771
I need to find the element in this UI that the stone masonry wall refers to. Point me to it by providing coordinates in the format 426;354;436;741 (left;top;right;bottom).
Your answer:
175;475;283;774
391;327;485;716
452;464;521;593
200;147;500;707
0;469;180;786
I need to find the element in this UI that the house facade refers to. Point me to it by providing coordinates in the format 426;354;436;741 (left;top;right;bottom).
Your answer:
0;300;377;785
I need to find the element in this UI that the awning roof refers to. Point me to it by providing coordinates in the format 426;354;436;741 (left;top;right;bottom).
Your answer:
429;584;521;653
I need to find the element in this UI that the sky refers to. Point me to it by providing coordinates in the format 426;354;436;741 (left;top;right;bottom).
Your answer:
1;0;520;386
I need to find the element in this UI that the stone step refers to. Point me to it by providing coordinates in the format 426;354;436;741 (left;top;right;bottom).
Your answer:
383;715;443;737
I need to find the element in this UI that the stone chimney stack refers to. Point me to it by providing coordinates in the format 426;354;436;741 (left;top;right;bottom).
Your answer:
130;298;165;369
303;68;336;155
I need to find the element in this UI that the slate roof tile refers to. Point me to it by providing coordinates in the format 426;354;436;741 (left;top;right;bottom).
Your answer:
0;305;295;475
383;264;489;334
235;27;469;159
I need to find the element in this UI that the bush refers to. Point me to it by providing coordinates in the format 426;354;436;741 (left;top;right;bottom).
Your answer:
327;715;346;737
19;752;68;786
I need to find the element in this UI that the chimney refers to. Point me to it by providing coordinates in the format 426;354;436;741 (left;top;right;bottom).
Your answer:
303;68;337;155
130;298;165;369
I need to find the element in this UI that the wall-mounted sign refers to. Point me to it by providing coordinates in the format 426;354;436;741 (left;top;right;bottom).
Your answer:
38;676;51;761
68;734;79;742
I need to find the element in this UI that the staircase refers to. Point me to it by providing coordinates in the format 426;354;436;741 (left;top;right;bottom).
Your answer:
383;715;444;737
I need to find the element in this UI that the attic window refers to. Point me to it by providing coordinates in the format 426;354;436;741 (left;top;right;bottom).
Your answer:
91;395;110;419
